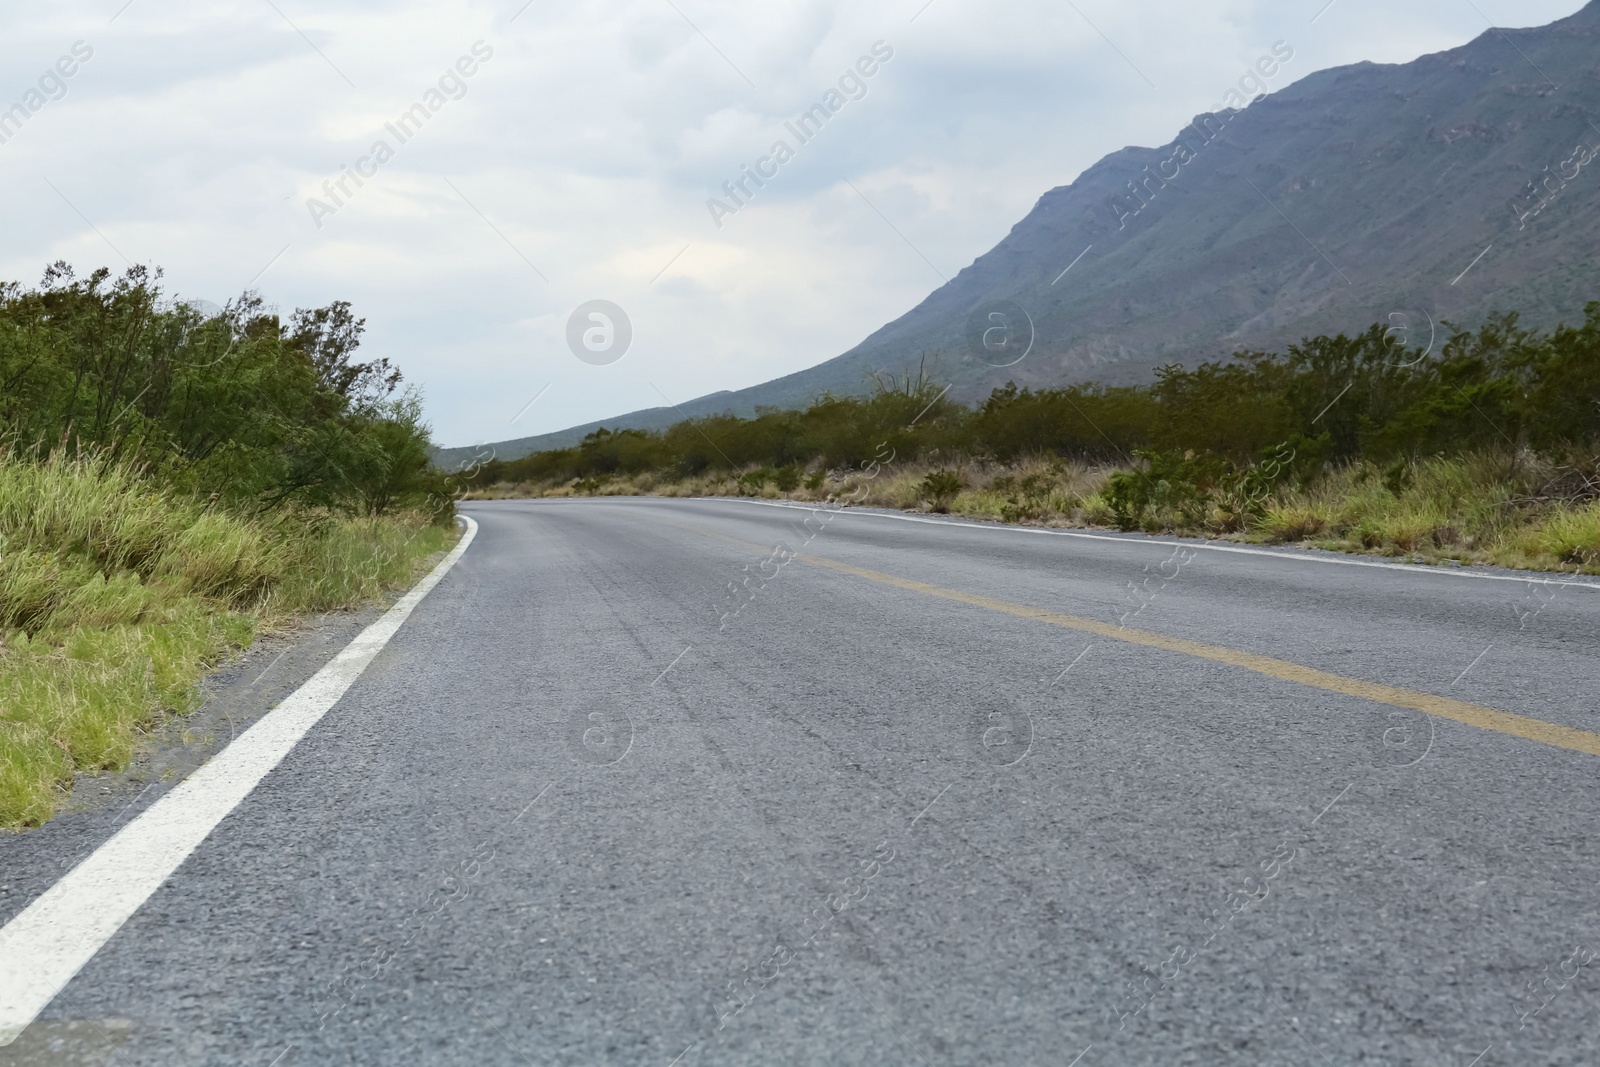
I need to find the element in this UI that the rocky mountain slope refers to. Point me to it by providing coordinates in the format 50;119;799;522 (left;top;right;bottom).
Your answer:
440;2;1600;466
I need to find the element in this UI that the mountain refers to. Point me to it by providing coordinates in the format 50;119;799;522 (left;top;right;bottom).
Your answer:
438;2;1600;467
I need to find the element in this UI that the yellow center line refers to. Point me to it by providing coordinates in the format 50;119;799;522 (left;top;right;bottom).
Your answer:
796;553;1600;759
653;513;1600;759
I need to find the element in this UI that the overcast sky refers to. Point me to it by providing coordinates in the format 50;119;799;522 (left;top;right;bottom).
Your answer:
0;0;1587;448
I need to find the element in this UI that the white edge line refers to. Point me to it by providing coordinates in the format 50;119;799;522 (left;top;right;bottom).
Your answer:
0;517;479;1046
687;498;1600;591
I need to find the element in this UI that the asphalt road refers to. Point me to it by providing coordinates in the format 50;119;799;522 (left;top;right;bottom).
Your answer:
5;496;1600;1066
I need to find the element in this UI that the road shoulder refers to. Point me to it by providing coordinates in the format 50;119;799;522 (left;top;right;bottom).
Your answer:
0;606;383;928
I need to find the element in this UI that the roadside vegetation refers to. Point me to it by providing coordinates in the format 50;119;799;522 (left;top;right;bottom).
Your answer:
465;306;1600;573
0;263;457;828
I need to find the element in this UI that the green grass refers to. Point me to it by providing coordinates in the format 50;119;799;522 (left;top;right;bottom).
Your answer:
0;451;453;828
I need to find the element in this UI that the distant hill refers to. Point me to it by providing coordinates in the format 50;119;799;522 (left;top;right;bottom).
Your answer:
437;2;1600;467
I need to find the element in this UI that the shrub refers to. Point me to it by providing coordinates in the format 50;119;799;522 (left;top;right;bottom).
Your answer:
1105;450;1230;531
0;263;438;515
991;471;1054;522
919;469;964;513
737;468;773;495
1383;460;1414;496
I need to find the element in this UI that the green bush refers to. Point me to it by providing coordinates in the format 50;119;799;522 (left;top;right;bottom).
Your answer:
1105;451;1230;531
993;471;1058;522
0;262;441;516
919;469;964;513
737;468;774;495
571;473;613;494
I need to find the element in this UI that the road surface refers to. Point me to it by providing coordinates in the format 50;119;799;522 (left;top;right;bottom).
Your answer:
4;496;1600;1065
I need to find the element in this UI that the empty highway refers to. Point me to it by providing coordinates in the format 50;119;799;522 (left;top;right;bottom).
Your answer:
4;496;1600;1065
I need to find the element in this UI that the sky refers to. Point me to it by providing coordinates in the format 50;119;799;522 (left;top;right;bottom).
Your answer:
0;0;1588;449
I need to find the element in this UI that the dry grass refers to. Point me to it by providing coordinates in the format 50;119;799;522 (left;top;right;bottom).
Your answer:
468;455;1122;526
1247;452;1600;571
476;448;1600;576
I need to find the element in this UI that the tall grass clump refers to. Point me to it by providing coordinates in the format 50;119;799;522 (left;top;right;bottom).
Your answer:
1504;500;1600;568
1250;451;1600;570
0;450;451;828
